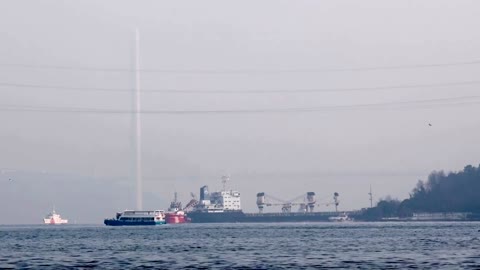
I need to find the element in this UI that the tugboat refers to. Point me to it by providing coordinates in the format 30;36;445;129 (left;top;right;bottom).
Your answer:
43;207;68;225
165;192;191;224
104;210;166;226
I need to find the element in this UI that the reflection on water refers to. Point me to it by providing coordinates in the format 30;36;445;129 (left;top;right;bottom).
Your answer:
0;222;479;269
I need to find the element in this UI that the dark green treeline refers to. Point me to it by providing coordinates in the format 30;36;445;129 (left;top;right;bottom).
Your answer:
361;164;480;220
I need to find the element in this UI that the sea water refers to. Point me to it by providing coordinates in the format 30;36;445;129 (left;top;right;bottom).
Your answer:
0;222;479;269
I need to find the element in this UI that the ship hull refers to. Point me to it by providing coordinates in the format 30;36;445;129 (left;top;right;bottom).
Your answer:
187;211;343;223
243;213;334;222
104;219;166;226
43;219;68;225
165;213;190;224
187;211;246;223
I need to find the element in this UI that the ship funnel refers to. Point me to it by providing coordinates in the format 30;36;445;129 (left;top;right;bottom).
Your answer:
256;192;265;213
200;185;210;201
307;192;316;212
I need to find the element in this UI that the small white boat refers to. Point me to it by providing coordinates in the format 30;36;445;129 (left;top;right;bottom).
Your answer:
328;212;353;222
43;208;68;225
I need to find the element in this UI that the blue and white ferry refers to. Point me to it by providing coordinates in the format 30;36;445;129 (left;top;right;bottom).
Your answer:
104;210;166;226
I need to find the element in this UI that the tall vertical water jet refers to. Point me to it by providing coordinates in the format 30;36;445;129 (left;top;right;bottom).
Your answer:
134;28;143;210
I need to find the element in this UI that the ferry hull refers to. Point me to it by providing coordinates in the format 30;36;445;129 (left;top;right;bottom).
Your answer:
104;219;166;226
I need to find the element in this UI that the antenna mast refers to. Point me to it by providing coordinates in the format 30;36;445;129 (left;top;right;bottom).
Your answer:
333;192;339;212
368;185;373;208
221;175;229;191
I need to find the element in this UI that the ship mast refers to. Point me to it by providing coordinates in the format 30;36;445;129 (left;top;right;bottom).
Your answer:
333;192;339;212
221;175;229;191
368;185;373;208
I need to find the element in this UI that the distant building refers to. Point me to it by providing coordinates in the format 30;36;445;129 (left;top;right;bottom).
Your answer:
411;212;470;221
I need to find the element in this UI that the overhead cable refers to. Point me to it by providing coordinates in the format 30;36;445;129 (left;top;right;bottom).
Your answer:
1;59;480;74
1;80;480;94
1;96;479;115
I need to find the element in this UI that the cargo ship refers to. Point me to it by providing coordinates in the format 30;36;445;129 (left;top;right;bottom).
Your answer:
186;176;355;223
104;210;166;226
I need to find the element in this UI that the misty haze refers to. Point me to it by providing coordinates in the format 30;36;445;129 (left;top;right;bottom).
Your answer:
1;1;480;268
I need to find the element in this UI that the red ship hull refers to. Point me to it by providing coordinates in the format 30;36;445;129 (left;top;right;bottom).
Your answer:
165;212;190;224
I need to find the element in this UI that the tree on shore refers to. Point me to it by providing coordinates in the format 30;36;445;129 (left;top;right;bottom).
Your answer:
361;196;401;220
400;164;480;214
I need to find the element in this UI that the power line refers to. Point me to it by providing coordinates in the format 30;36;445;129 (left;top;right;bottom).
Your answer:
0;82;129;93
1;80;480;94
1;96;479;115
1;59;480;74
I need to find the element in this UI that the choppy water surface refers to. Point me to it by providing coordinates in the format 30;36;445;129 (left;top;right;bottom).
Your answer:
0;222;479;269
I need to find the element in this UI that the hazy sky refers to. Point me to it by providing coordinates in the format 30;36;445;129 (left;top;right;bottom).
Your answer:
1;1;480;224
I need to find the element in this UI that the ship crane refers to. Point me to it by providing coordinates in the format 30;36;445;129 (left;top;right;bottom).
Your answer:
313;192;340;212
256;192;317;213
182;192;199;212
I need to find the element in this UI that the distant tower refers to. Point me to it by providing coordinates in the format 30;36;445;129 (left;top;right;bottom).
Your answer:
368;185;373;208
134;28;143;210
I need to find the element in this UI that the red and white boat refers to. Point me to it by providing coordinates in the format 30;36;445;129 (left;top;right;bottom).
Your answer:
165;192;191;224
43;208;68;225
165;210;189;224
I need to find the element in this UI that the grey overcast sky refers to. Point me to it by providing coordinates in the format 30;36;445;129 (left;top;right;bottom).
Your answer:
1;1;480;224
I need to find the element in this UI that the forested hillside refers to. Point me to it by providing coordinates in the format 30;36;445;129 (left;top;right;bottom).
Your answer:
361;164;480;220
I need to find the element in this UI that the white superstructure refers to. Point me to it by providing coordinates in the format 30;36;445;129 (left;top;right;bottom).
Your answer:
43;209;68;225
196;176;242;213
117;210;165;221
219;190;241;210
